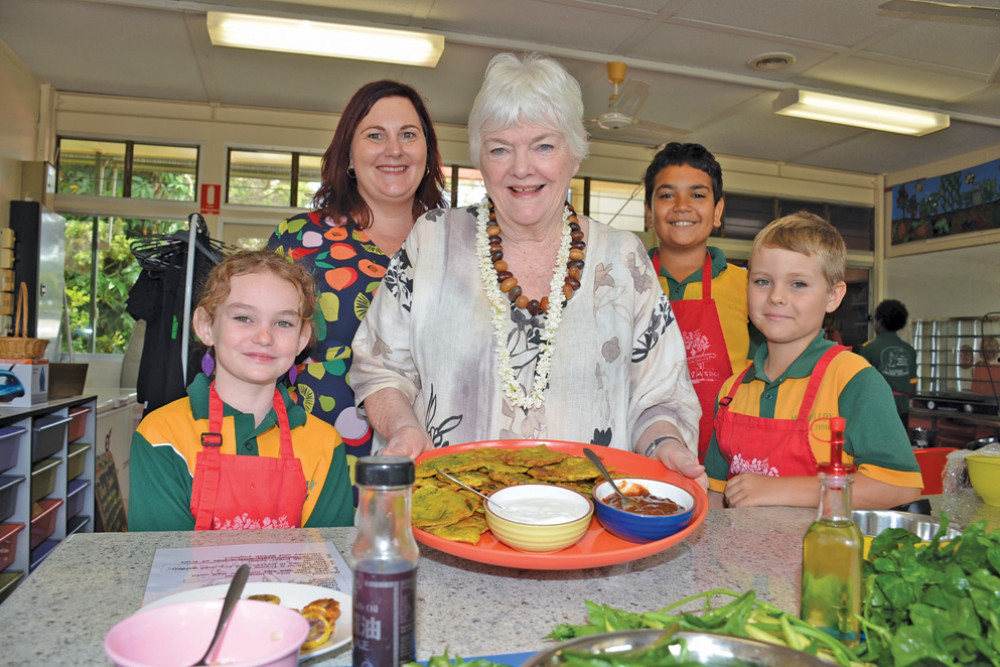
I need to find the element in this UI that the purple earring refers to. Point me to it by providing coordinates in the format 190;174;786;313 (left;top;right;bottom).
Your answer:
288;364;298;385
201;349;215;376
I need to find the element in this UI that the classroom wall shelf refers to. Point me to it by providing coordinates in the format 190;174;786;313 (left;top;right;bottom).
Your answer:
0;396;96;604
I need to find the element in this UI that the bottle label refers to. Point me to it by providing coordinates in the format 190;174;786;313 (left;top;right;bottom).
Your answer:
353;568;416;667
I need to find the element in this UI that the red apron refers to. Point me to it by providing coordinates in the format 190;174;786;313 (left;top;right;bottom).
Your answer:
655;252;733;463
189;383;307;530
714;346;848;478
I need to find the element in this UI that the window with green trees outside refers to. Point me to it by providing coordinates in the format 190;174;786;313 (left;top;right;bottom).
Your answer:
64;215;188;354
57;138;198;200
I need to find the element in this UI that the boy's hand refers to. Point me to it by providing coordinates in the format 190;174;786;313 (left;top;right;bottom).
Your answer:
722;473;774;507
723;473;819;507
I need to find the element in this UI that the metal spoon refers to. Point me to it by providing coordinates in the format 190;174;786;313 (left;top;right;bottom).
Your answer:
583;447;634;509
439;470;510;511
193;563;250;666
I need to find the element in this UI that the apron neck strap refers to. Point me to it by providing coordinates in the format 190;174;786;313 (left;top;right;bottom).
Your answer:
700;252;712;300
718;344;849;418
796;345;849;420
206;381;295;457
651;250;713;299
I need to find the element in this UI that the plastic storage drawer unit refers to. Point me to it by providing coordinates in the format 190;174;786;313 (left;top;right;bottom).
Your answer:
0;523;24;571
0;426;25;473
66;479;89;519
30;539;58;571
66;443;90;481
67;407;91;444
0;476;24;523
31;414;72;463
30;499;63;550
67;514;89;536
0;571;23;604
30;458;62;504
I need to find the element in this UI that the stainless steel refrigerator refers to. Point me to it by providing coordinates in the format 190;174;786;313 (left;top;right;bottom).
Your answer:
9;200;66;359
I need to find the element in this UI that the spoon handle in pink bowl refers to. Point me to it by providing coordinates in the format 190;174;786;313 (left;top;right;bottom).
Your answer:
194;563;250;666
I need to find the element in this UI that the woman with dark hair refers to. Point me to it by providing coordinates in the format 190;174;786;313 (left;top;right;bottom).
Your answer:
268;80;445;461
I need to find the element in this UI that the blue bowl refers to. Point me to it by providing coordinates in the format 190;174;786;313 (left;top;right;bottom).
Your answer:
593;478;695;543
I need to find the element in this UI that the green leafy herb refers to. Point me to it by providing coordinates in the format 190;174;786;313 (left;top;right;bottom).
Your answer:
547;589;861;666
555;626;758;666
858;515;1000;666
403;650;513;667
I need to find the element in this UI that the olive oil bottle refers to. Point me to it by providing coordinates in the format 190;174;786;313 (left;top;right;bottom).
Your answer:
800;417;862;644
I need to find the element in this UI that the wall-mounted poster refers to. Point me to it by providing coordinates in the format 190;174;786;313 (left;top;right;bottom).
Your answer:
891;158;1000;245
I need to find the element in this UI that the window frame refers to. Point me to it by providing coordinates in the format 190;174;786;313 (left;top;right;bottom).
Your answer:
224;148;323;208
56;136;200;201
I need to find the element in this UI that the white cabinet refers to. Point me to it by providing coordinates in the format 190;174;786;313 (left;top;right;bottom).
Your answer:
0;396;97;603
94;400;139;513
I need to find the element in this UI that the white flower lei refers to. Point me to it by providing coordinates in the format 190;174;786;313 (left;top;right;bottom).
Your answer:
475;197;573;410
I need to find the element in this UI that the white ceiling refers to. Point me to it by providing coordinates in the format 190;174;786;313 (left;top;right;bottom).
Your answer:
2;0;1000;175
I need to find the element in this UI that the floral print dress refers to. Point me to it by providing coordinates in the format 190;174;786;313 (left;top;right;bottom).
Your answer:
350;205;701;453
268;211;389;463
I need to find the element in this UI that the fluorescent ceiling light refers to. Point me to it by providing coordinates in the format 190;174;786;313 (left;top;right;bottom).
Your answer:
206;11;444;67
773;89;950;136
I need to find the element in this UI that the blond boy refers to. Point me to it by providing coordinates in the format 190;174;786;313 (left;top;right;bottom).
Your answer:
705;212;923;509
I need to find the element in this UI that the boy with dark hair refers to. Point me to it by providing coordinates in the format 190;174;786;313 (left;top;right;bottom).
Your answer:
705;213;922;509
644;142;753;462
860;299;917;426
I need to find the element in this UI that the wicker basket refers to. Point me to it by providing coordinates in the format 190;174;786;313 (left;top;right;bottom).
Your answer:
0;283;49;359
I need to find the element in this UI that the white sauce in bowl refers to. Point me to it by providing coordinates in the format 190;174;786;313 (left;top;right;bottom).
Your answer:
490;497;586;525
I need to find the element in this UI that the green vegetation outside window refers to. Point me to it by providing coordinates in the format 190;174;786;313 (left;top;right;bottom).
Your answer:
57;138;197;200
227;149;321;207
64;215;186;354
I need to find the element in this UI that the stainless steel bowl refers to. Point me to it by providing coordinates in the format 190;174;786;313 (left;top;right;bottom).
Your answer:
521;629;828;666
852;510;963;542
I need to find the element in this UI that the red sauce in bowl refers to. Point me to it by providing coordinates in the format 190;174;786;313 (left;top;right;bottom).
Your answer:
603;483;682;515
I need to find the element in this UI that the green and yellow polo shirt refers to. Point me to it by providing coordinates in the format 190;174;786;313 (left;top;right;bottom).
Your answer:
705;334;923;493
129;373;353;531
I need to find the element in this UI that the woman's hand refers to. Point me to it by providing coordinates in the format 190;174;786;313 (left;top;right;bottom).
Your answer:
382;425;433;459
362;388;432;460
652;438;708;490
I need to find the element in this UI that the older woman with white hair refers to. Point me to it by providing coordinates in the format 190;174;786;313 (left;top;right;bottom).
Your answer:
350;52;705;485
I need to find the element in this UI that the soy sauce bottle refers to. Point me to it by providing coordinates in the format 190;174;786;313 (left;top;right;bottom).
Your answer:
800;417;863;644
352;456;419;667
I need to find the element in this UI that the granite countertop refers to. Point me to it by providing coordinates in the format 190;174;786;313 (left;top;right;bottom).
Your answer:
1;499;997;666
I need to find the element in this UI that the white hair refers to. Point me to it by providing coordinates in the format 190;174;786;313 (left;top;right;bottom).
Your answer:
468;52;589;168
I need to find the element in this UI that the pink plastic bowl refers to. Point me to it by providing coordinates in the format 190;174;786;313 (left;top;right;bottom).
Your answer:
104;599;310;667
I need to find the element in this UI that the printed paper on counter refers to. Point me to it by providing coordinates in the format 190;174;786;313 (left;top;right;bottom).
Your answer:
141;541;352;606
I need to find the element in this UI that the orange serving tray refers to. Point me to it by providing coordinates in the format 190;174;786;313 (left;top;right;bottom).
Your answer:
413;439;708;570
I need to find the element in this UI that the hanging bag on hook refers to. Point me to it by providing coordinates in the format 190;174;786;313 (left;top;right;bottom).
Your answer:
0;283;49;359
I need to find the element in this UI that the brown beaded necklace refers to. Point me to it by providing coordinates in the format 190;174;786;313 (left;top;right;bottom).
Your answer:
486;199;586;316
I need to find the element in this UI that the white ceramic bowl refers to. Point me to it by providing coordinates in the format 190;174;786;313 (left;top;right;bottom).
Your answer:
485;484;593;552
104;598;310;667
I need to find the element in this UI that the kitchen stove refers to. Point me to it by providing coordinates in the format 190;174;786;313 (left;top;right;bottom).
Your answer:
911;392;1000;449
912;393;1000;418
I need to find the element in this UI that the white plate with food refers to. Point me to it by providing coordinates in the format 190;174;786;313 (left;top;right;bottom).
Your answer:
143;582;351;658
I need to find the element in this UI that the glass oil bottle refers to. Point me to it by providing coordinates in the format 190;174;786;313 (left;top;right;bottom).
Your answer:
800;416;863;644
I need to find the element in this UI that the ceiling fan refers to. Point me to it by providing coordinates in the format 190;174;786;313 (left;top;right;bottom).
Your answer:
584;62;690;148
